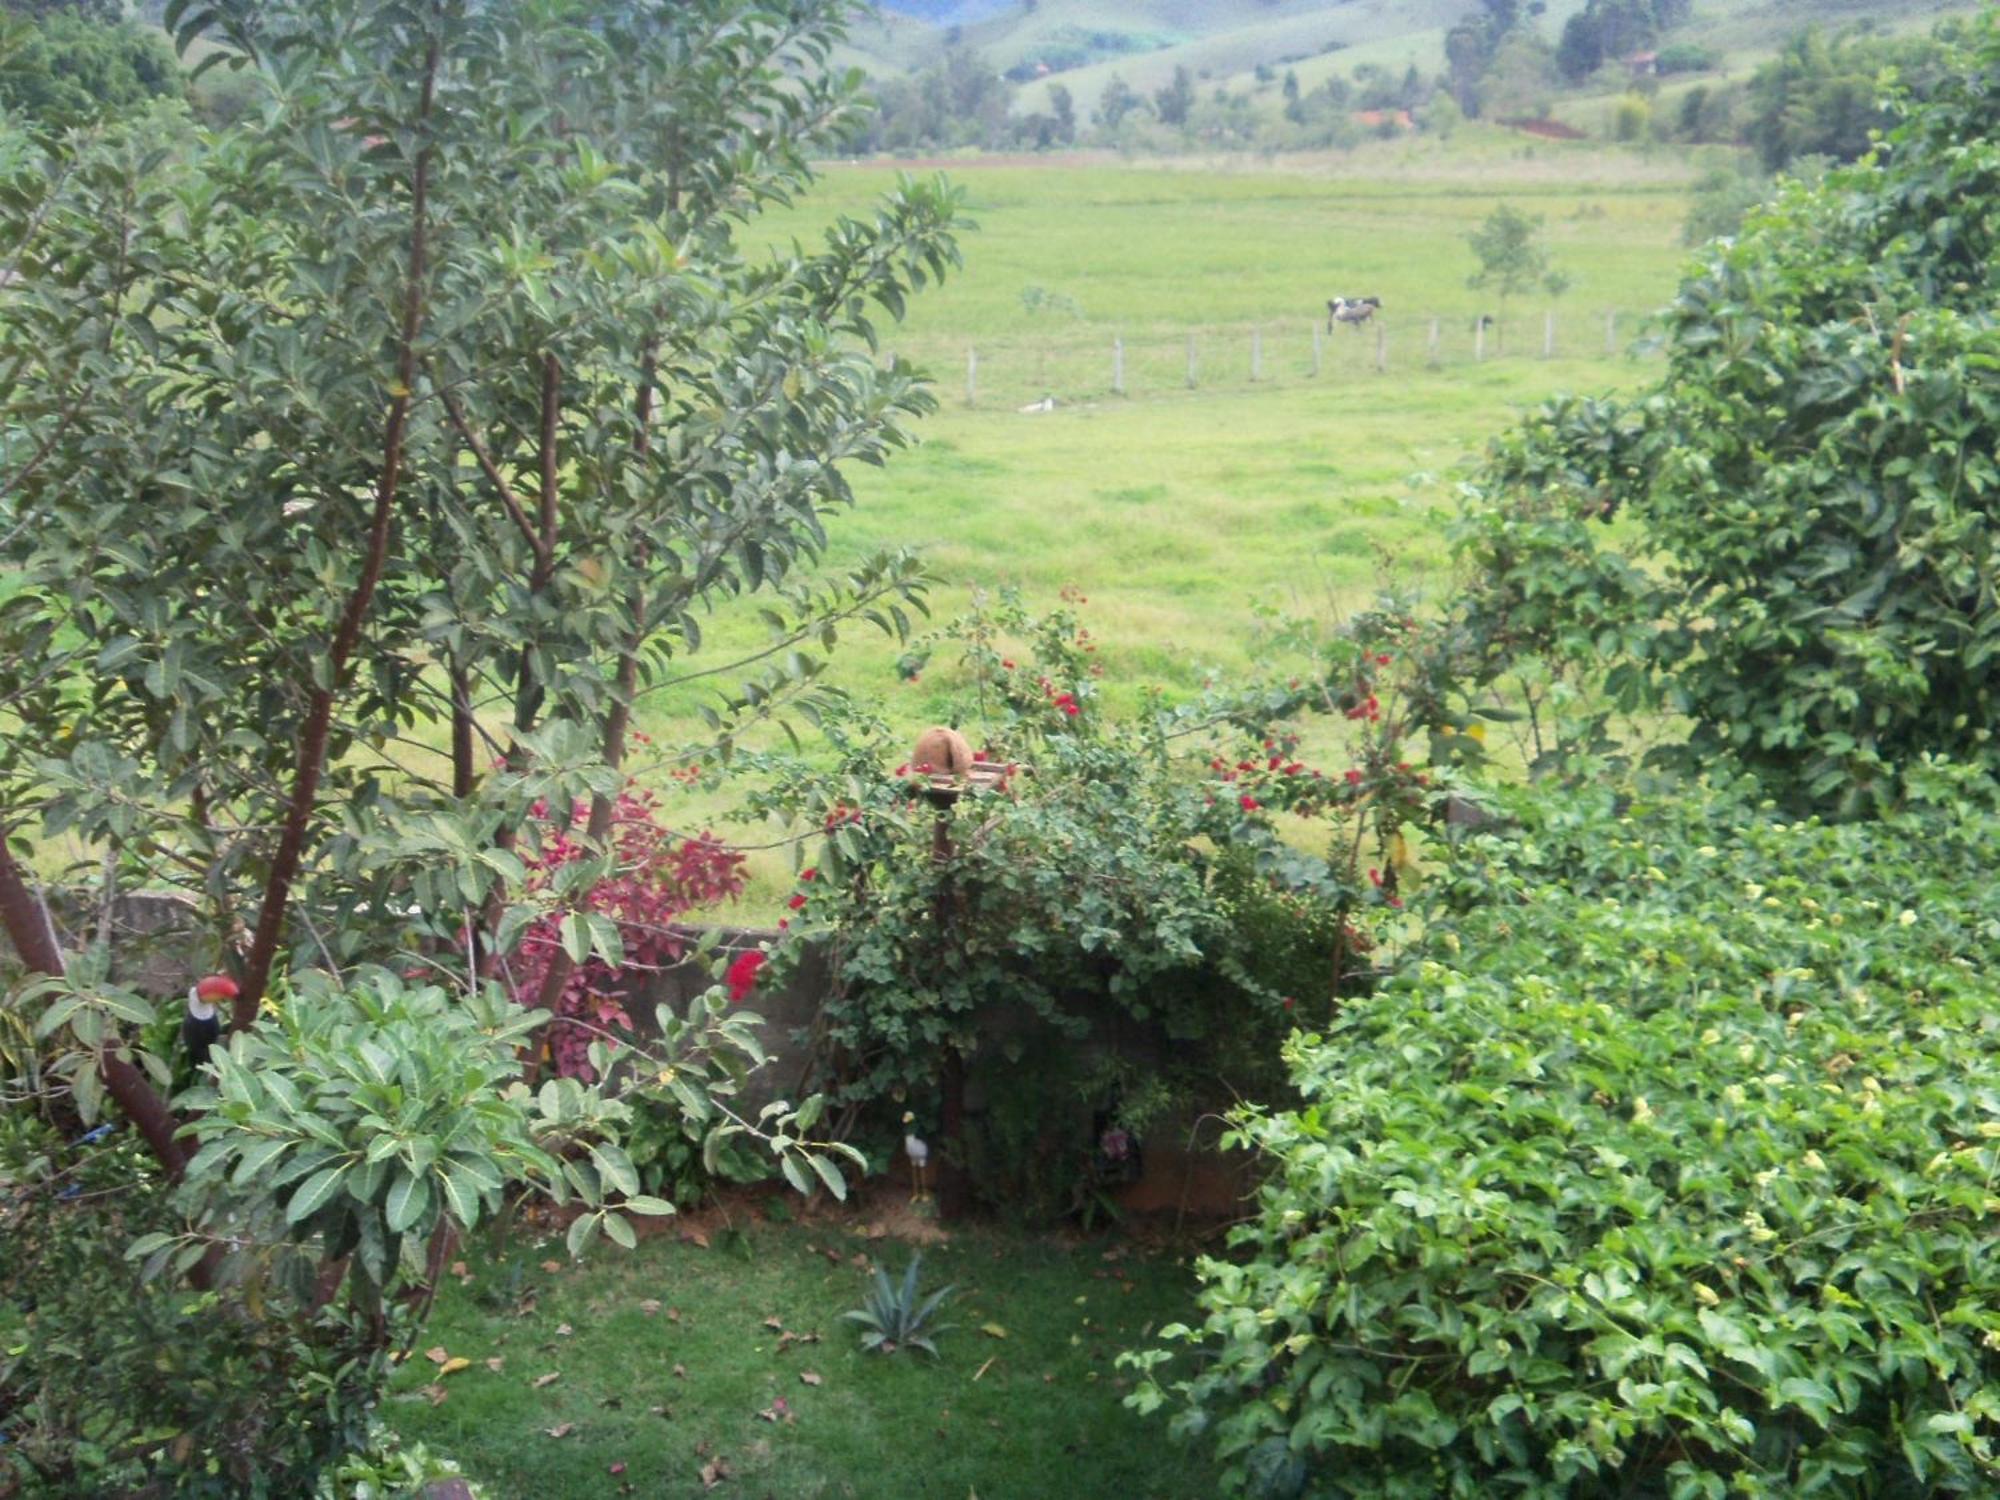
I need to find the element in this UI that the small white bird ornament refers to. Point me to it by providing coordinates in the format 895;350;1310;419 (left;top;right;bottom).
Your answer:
902;1111;930;1203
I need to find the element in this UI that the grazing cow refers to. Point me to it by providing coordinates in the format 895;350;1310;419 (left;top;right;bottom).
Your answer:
1327;295;1382;332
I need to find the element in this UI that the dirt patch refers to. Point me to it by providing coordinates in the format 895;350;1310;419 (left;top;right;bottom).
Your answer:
1498;116;1588;141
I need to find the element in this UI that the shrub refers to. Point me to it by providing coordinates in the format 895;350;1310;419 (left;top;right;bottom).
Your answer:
1;1116;383;1497
510;787;746;1082
1128;775;2000;1496
737;593;1413;1215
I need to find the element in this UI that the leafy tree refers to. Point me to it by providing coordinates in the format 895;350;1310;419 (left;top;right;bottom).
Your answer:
1096;72;1143;129
1;0;956;1196
1452;16;2000;808
1047;81;1074;142
1743;22;1960;170
1465;203;1567;342
1153;64;1195;128
0;10;180;126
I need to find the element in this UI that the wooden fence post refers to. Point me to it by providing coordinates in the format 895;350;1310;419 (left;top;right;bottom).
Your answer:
966;346;977;406
1474;319;1485;363
1544;309;1556;358
1112;336;1124;395
1186;333;1197;389
1427;316;1440;368
1375;322;1387;374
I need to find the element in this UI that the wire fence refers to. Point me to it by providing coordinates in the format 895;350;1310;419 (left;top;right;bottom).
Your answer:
891;309;1658;413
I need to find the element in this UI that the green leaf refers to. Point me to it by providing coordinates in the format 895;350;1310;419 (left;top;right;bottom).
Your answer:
286;1166;348;1223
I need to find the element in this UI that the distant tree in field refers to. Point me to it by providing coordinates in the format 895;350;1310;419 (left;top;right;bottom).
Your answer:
1154;64;1195;127
1477;30;1559;119
1557;0;1687;82
0;10;180;125
1444;0;1525;116
1048;81;1074;142
1466;204;1567;345
1281;68;1299;105
1097;72;1143;129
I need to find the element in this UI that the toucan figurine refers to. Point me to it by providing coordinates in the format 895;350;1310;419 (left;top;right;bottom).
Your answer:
181;974;238;1072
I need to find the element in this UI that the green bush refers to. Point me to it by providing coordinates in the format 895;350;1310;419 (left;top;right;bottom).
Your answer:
1129;775;2000;1496
1;1116;385;1497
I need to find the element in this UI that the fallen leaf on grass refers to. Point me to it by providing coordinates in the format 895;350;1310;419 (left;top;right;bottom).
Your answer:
450;1260;469;1279
485;1357;505;1374
681;1228;710;1250
755;1397;792;1424
640;1299;662;1316
424;1346;450;1365
798;1371;822;1387
438;1357;472;1377
421;1384;447;1407
556;1322;573;1337
531;1372;562;1389
545;1422;574;1439
864;1222;887;1240
667;1307;682;1324
848;1253;870;1270
972;1357;996;1382
699;1456;730;1489
980;1323;1008;1340
608;1461;627;1476
673;1363;688;1380
541;1259;564;1274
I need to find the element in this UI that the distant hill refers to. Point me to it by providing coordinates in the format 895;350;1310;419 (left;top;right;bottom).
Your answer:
867;0;1985;118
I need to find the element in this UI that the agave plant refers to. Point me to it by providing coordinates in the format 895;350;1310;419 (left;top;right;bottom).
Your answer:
842;1253;956;1357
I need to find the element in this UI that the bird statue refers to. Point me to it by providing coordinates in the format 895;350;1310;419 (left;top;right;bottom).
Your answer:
180;973;238;1072
902;1111;930;1204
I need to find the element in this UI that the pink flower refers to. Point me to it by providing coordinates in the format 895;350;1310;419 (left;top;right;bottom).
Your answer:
725;950;766;1003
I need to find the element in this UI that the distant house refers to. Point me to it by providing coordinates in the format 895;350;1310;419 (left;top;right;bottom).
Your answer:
1352;108;1413;131
1625;51;1659;77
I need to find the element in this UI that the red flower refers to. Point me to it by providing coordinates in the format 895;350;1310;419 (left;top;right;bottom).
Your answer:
1368;867;1382;887
725;950;766;1003
1345;769;1363;786
1240;794;1261;811
1281;996;1296;1012
1376;653;1392;665
1001;659;1015;669
788;892;808;910
799;867;818;883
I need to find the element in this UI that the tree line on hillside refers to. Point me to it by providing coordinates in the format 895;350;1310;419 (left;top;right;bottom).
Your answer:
836;3;1969;179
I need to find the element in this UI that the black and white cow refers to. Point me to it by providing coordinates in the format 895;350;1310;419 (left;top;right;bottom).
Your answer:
1327;295;1382;332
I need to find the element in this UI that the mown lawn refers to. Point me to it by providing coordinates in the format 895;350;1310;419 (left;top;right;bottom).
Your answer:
385;1204;1217;1499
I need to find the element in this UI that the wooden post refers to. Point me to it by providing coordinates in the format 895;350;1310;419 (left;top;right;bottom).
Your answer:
1311;323;1322;377
1375;322;1387;374
1186;332;1197;388
1112;336;1124;395
932;801;969;1221
1474;319;1485;363
1251;327;1262;382
1544;308;1556;358
1605;308;1617;355
1427;316;1440;367
965;346;977;406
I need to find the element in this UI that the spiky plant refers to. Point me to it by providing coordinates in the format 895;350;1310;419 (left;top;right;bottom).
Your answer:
841;1253;956;1357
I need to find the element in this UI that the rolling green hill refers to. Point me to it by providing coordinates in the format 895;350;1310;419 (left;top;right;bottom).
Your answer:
874;0;1986;123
